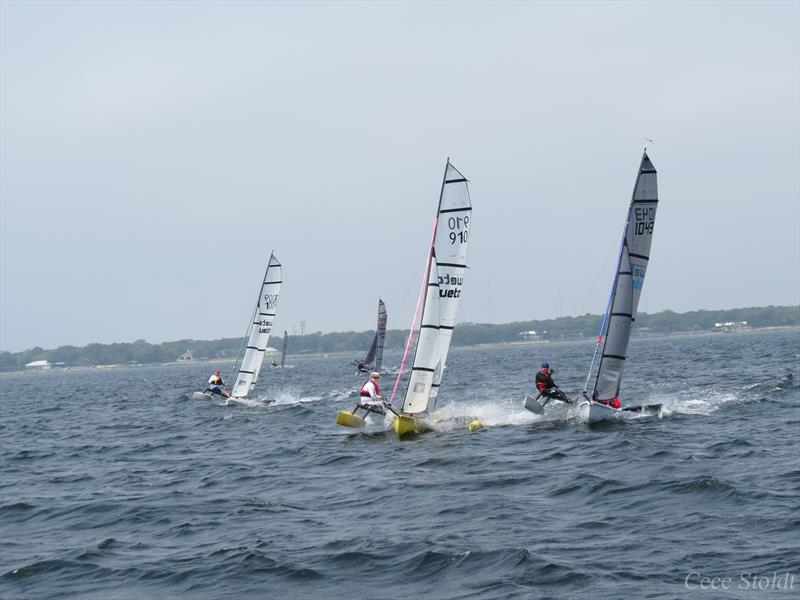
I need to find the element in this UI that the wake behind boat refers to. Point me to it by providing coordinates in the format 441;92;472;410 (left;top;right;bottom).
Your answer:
524;151;662;423
193;252;283;403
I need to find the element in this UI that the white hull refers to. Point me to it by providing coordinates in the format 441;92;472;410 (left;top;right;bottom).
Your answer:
577;400;620;423
192;391;212;401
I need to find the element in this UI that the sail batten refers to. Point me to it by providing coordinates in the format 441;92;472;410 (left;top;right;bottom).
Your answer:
230;253;283;399
590;153;658;402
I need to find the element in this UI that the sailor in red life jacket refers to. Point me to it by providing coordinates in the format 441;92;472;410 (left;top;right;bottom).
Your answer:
359;372;383;408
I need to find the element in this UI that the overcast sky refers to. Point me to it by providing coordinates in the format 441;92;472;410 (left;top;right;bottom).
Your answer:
1;1;798;352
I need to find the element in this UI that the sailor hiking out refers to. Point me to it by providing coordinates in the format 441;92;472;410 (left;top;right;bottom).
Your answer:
206;368;232;398
535;362;573;405
355;372;385;416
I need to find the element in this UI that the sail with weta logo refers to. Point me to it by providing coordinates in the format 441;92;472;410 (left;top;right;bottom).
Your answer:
400;161;471;415
361;299;388;372
280;330;288;368
230;253;282;399
590;152;658;402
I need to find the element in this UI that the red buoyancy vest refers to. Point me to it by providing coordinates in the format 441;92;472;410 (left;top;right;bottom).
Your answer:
360;380;380;397
535;369;553;392
597;397;621;409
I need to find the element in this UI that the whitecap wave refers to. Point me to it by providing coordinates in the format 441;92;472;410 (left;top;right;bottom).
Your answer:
430;397;546;431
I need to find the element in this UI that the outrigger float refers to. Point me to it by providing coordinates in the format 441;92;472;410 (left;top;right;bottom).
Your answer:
337;159;478;435
524;150;663;423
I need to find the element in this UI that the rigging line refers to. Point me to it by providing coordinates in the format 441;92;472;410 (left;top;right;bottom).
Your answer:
229;301;257;389
389;215;439;407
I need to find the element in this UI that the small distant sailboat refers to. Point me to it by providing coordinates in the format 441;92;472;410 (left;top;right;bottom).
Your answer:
272;331;289;368
336;160;473;435
352;299;387;374
193;252;283;402
525;152;662;422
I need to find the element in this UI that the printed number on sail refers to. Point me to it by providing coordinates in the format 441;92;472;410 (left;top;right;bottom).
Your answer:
634;208;655;235
448;216;470;244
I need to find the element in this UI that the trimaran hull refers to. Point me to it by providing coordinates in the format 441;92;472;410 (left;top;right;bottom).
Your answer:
392;414;432;436
336;409;392;434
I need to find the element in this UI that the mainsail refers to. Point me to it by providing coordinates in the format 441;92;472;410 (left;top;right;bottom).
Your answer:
280;330;288;368
361;299;387;372
400;161;471;415
230;253;283;398
590;152;658;402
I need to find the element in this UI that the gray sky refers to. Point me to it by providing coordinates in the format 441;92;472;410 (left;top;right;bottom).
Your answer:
1;1;798;352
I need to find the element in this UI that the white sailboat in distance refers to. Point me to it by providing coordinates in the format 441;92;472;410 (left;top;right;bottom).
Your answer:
193;252;283;402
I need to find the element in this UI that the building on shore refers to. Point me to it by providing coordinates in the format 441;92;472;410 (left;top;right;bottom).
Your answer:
25;360;51;370
518;330;542;340
712;321;752;333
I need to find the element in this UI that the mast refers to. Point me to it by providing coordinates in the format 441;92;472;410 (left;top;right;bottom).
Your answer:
229;251;274;386
405;159;450;382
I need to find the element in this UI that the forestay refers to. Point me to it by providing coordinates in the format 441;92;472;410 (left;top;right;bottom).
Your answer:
231;253;283;398
591;153;658;402
401;162;471;415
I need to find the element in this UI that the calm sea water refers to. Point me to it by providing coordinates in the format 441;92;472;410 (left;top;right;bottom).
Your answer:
1;330;799;599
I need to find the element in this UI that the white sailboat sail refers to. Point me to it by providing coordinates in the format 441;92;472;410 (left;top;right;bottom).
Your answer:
230;253;283;399
401;161;472;415
590;152;658;402
280;330;288;368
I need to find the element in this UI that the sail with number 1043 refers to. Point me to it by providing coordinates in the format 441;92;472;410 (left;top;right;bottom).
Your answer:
577;152;662;423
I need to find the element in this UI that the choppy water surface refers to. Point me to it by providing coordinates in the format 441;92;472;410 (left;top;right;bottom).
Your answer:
1;330;799;599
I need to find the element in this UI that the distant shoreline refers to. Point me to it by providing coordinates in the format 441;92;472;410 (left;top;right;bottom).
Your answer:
4;324;797;375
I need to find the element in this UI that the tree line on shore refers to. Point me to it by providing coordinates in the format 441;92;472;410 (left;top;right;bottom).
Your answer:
2;305;797;372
